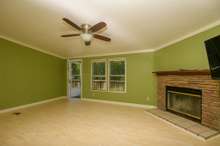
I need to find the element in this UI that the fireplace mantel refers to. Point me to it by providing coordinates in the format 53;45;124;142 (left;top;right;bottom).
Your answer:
153;69;210;76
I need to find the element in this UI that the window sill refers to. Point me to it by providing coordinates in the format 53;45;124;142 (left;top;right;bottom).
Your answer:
91;90;127;94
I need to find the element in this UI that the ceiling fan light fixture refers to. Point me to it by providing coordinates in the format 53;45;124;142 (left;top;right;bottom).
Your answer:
61;18;111;45
80;33;93;42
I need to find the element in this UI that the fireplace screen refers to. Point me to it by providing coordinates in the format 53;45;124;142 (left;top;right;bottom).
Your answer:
166;86;202;121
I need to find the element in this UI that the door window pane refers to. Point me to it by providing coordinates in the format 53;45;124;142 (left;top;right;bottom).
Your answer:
71;63;80;88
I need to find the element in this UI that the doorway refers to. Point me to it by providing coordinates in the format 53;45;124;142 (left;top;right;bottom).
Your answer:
68;60;82;99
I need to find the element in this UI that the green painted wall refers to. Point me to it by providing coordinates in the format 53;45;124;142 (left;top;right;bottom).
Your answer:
155;25;220;71
82;25;220;106
0;38;67;110
82;53;156;106
1;25;219;109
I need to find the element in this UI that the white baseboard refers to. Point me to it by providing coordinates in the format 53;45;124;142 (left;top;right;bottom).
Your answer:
81;98;157;109
0;96;67;114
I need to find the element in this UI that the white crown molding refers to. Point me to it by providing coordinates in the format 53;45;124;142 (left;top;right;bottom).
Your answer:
81;98;157;109
1;19;220;59
0;96;67;114
0;35;66;59
153;19;220;52
70;19;220;58
69;49;155;59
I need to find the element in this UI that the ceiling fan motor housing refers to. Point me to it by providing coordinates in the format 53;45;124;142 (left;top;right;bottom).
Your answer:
81;24;93;45
81;24;91;33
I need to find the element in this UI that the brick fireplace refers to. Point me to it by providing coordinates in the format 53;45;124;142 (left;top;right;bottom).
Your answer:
154;70;220;130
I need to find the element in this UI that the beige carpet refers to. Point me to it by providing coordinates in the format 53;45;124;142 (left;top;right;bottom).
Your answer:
0;98;220;146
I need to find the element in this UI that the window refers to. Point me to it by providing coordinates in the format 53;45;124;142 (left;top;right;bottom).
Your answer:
109;59;126;92
91;58;126;92
91;60;107;91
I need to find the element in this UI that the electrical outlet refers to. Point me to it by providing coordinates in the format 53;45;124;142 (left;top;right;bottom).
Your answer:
146;96;150;101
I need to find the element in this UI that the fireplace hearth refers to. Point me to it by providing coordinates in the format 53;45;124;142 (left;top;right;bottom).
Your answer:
154;70;220;130
166;86;202;122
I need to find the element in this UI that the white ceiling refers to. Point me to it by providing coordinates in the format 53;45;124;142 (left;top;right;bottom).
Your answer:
0;0;220;58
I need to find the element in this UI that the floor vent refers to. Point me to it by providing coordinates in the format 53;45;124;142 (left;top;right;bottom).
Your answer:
13;112;21;115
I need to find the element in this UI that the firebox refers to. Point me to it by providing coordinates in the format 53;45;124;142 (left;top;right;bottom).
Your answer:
166;86;202;122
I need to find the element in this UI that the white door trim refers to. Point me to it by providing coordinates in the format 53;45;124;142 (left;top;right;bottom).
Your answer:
67;59;83;99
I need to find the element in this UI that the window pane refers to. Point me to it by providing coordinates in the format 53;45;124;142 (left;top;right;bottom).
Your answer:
110;61;125;75
109;79;125;91
72;75;80;80
92;81;107;90
72;80;80;88
92;61;107;91
110;76;125;81
109;60;125;92
71;63;80;75
71;63;81;88
93;62;105;75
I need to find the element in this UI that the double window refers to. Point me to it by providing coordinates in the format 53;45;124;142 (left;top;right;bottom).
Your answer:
91;58;126;92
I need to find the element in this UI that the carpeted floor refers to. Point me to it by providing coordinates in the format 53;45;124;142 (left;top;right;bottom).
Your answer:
0;98;220;146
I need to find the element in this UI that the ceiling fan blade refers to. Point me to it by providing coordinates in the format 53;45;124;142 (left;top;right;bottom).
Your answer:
93;34;111;42
61;34;80;37
62;18;81;31
89;22;106;33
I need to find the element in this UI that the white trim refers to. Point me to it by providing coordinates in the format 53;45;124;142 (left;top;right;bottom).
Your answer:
0;96;67;114
153;19;220;52
81;98;156;109
70;19;220;58
70;49;155;59
91;58;107;63
145;111;207;141
67;60;70;97
0;35;65;59
80;60;83;99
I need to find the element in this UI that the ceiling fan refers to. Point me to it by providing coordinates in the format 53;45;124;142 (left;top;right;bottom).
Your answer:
61;18;111;46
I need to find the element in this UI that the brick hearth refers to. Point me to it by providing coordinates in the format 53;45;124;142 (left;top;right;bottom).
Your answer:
154;70;220;130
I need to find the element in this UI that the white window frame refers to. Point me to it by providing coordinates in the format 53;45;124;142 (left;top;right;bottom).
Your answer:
90;58;127;93
108;57;127;93
91;59;108;91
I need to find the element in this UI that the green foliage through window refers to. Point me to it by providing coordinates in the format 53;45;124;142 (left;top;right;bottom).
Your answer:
93;62;105;75
110;61;125;75
72;63;80;75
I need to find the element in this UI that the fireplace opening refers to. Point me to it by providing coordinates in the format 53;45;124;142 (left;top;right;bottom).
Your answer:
166;86;202;122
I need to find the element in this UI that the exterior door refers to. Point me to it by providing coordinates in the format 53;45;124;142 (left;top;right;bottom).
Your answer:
68;60;82;98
